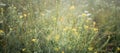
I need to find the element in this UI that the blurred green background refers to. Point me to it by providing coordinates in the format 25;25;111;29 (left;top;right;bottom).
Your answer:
0;0;120;53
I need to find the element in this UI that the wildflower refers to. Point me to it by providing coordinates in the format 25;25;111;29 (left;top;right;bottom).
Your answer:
72;28;77;32
28;13;30;15
55;35;60;41
94;51;97;53
46;35;51;41
54;47;59;51
23;14;27;17
19;15;23;19
69;5;75;10
93;28;98;32
88;47;93;51
68;47;71;50
86;18;92;22
1;8;4;12
0;3;6;6
53;18;56;21
0;8;3;10
79;27;82;29
22;48;26;51
10;28;13;31
32;38;37;42
44;2;47;5
41;13;45;16
0;21;3;25
14;7;16;9
59;17;64;22
84;25;89;29
87;18;92;21
74;31;78;35
84;10;89;13
86;20;89;23
117;47;120;51
62;51;64;53
82;13;87;17
93;22;96;27
63;28;67;31
0;30;4;34
78;15;82;17
108;36;111;39
86;13;91;16
63;27;69;31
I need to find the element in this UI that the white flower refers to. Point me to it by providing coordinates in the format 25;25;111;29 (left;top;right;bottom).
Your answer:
87;18;92;20
86;13;91;16
0;3;6;6
84;10;89;14
78;15;82;17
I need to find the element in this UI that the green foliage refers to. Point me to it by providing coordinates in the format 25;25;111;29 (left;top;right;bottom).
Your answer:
0;0;120;53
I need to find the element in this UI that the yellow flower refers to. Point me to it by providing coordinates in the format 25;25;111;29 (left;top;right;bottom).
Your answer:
86;20;89;23
93;22;96;26
23;14;27;17
53;18;56;21
0;30;4;34
19;15;23;19
94;51;97;53
32;39;37;42
84;25;89;29
74;31;78;35
72;28;77;32
88;47;93;51
44;2;47;5
93;28;98;32
55;35;60;41
69;5;75;10
41;13;45;16
59;17;64;22
82;13;87;17
10;28;13;31
63;28;67;31
62;51;64;53
1;8;4;12
54;47;59;51
14;7;16;9
63;27;70;31
22;48;26;51
117;47;120;51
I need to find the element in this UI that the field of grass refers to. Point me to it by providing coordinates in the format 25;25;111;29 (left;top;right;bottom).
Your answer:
0;0;120;53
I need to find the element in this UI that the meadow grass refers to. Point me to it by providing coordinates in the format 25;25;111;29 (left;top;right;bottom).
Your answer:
0;0;120;53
